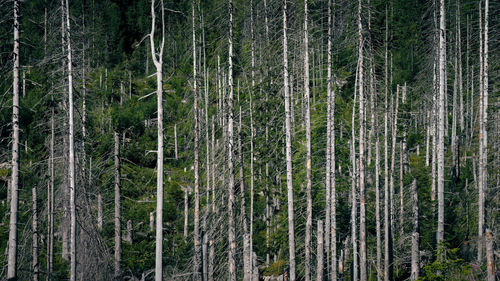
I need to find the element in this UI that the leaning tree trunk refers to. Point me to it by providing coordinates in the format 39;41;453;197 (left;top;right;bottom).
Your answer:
149;0;165;279
7;0;20;279
283;1;296;279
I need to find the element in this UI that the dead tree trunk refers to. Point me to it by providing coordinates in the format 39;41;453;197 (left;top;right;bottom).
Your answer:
410;179;419;281
114;131;121;279
149;0;166;279
7;0;20;279
283;1;296;279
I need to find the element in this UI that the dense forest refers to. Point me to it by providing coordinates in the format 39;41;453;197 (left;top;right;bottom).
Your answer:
0;0;499;280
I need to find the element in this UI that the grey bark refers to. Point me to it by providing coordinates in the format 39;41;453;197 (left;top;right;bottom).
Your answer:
283;1;296;279
317;220;324;281
304;1;312;280
436;0;445;246
410;179;419;281
7;0;20;278
149;0;166;279
114;132;121;279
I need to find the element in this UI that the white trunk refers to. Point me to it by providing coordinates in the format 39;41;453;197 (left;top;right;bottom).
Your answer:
114;131;121;279
65;0;76;278
317;220;324;281
304;1;312;280
239;105;251;281
384;6;393;280
351;68;358;281
250;2;256;276
283;1;295;279
329;1;337;279
410;179;419;281
375;126;381;281
7;0;20;278
357;0;366;279
149;0;165;279
228;0;236;279
192;3;201;279
174;124;178;160
436;0;446;246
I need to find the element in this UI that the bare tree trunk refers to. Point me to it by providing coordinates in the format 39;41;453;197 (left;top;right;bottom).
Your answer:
64;0;77;278
351;68;358;281
436;0;446;247
329;0;337;278
376;125;382;281
485;229;495;281
303;1;312;280
98;193;103;231
114;132;121;279
249;2;256;276
239;105;251;281
228;0;236;279
48;85;55;281
174;124;178;160
357;0;367;279
384;6;393;280
7;1;20;279
283;1;296;279
192;3;201;279
149;1;166;279
33;183;38;281
477;1;484;262
410;179;419;281
315;220;323;281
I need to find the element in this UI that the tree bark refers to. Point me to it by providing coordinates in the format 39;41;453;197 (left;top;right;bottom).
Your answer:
283;1;296;279
65;0;77;278
304;1;312;280
317;220;324;281
411;179;419;281
192;3;201;279
436;0;446;247
384;6;393;280
227;0;236;279
149;0;166;279
7;0;20;279
114;131;121;279
485;229;495;281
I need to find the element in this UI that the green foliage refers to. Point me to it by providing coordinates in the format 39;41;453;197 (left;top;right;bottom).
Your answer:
418;246;476;281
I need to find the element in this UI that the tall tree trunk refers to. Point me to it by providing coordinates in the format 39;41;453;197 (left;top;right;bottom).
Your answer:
192;3;201;279
48;85;55;281
249;2;256;276
304;1;312;280
283;1;296;279
351;67;358;281
485;229;495;281
410;179;419;281
357;0;367;279
317;220;324;281
33;182;38;281
114;132;121;279
7;1;20;279
384;5;393;280
227;0;236;279
436;0;446;247
65;0;77;278
375;124;382;281
239;105;251;281
329;2;337;280
149;0;165;279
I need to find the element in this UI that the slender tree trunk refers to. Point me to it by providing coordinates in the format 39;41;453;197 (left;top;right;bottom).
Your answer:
48;86;55;281
329;2;337;280
283;1;295;279
384;6;393;280
65;0;77;278
249;2;256;276
411;179;419;281
303;1;312;280
227;0;236;279
436;0;446;247
239;105;251;281
98;193;103;230
7;1;20;279
114;132;121;279
357;0;367;279
192;3;201;279
317;220;324;281
485;229;495;281
149;1;165;279
376;126;382;281
351;68;358;281
33;183;38;281
174;124;178;160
